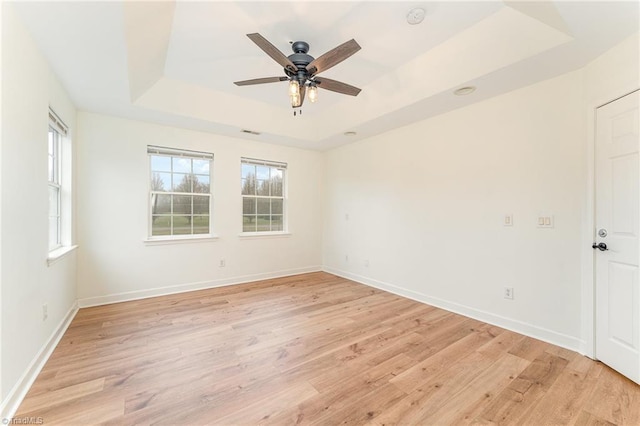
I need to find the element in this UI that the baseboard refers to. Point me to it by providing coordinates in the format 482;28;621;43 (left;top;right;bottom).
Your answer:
0;302;79;421
323;266;583;354
78;266;322;308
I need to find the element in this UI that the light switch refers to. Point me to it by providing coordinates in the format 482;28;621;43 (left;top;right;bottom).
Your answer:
504;214;513;226
537;215;554;228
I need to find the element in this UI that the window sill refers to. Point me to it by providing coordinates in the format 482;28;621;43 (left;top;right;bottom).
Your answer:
143;234;219;246
47;245;78;266
238;231;292;240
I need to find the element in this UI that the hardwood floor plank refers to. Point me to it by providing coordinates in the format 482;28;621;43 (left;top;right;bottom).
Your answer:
581;365;640;425
374;351;513;425
574;410;617;426
507;335;552;362
14;272;639;425
414;353;531;425
213;380;319;425
520;361;603;425
390;325;495;394
17;378;105;414
475;351;569;425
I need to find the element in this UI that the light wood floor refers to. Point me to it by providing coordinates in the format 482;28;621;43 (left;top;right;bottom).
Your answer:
16;272;640;425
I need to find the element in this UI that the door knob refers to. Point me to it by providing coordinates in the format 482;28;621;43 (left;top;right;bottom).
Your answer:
592;242;608;251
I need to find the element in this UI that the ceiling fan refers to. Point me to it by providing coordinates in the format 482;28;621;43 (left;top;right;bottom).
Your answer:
234;33;362;110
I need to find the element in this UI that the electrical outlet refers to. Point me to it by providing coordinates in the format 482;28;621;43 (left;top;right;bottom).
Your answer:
504;287;514;300
219;258;226;267
42;303;48;321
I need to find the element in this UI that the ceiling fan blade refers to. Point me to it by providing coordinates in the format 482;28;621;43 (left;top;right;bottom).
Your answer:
306;39;361;75
234;76;288;86
246;33;297;73
314;77;361;96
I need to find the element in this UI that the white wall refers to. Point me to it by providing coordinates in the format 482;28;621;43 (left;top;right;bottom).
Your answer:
76;113;323;304
584;33;640;106
323;69;587;350
1;2;77;408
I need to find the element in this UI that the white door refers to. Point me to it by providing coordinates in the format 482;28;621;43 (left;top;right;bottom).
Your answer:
595;89;640;384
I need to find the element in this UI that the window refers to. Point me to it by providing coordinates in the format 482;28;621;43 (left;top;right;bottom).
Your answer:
48;109;67;251
241;158;286;233
148;146;213;238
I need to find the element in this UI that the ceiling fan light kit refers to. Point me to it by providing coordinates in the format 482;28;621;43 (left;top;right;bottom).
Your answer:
234;33;362;114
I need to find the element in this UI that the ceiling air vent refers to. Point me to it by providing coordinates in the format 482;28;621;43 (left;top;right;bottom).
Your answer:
241;129;261;136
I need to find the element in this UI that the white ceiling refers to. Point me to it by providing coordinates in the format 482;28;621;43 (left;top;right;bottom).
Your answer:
12;1;639;151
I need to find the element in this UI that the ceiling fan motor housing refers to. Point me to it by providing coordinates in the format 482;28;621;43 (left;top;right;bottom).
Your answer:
286;41;314;77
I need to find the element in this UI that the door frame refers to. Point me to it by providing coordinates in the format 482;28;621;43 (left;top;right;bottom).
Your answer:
583;86;640;359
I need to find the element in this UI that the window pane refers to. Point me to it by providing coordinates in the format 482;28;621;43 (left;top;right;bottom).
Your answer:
194;174;210;193
48;129;54;155
241;163;255;179
271;179;283;197
257;215;270;231
151;216;171;236
257;198;270;214
151;172;171;191
271;199;283;215
257;180;270;196
242;177;256;195
193;215;209;234
173;195;192;216
173;216;192;235
151;194;171;214
48;155;55;182
193;159;209;175
256;165;269;180
172;157;191;173
49;217;59;250
271;215;283;231
271;168;283;180
243;215;257;232
172;173;189;191
49;186;59;216
193;195;210;215
243;198;256;215
151;155;171;172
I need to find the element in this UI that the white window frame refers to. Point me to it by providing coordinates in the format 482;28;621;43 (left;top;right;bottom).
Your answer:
48;109;67;252
241;157;288;235
146;146;215;242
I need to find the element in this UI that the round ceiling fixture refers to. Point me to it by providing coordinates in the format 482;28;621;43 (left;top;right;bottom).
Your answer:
454;86;476;96
407;8;426;25
344;131;357;136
